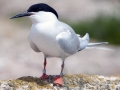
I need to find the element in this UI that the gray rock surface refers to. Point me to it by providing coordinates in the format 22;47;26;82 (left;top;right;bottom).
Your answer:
1;75;120;90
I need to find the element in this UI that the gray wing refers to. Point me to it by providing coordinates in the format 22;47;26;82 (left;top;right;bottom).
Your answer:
56;29;79;56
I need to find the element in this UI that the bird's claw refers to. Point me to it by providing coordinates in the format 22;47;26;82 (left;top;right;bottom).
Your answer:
53;75;63;86
40;73;49;80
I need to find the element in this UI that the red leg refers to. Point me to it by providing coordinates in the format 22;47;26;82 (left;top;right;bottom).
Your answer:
44;58;47;70
40;58;48;79
53;60;64;85
60;61;64;76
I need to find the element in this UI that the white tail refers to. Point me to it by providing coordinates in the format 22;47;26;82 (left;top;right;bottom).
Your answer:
87;42;108;47
77;33;111;51
86;47;114;51
86;42;114;51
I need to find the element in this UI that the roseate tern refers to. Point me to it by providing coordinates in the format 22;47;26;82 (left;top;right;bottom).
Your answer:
10;3;108;85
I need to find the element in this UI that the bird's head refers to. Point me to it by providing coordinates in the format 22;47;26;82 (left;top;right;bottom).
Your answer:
10;3;58;23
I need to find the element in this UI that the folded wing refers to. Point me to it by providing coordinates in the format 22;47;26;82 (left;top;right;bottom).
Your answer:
56;29;79;56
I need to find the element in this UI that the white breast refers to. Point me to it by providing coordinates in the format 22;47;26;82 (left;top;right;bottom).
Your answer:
29;22;62;57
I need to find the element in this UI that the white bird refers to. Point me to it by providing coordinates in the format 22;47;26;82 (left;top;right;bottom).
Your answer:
10;3;108;85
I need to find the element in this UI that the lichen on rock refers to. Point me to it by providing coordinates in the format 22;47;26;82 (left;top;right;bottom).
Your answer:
0;74;120;90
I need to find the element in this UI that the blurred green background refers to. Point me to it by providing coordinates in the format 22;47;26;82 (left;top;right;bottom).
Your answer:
0;0;120;80
70;16;120;45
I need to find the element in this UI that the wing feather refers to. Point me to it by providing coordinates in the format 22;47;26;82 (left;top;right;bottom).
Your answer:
56;29;79;56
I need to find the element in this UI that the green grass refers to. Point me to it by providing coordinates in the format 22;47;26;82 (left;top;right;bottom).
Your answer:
69;16;120;45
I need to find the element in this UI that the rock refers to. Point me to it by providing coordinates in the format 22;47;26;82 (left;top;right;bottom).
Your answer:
0;74;120;90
